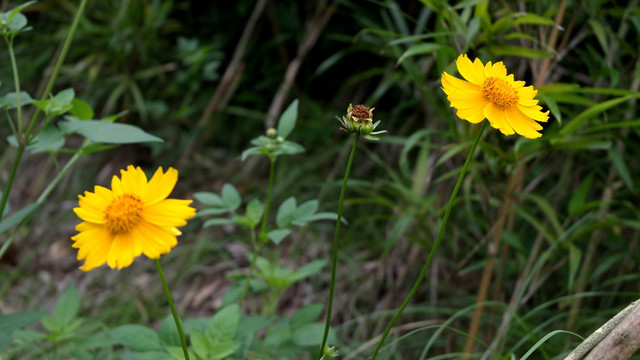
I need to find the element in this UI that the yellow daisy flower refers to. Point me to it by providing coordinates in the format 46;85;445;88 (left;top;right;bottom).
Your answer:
71;165;196;271
441;54;549;139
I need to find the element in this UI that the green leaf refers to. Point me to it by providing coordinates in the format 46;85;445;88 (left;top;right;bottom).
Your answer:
485;44;553;59
159;315;181;348
272;140;305;156
290;304;323;329
208;340;241;360
237;315;271;338
276;197;297;228
295;200;319;222
203;218;237;227
221;184;241;211
206;304;240;342
246;199;264;225
277;99;298;139
267;229;291;245
70;98;94;120
0;91;33;109
0;311;46;333
40;316;62;333
194;192;225;207
190;330;211;358
288;260;326;283
110;325;161;352
304;212;346;225
559;95;632;136
28;124;64;153
512;13;555;26
133;352;175;360
53;284;80;325
58;118;162;144
608;146;634;190
0;203;39;234
568;173;594;216
397;43;443;64
568;243;582;292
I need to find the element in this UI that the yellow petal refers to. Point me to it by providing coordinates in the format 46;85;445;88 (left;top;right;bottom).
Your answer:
119;166;148;195
134;221;178;259
142;167;178;205
505;107;542;139
107;233;137;270
517;104;550;122
456;54;486;85
144;199;196;227
483;103;515;135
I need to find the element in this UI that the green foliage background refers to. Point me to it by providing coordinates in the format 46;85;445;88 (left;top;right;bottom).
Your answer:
1;0;640;358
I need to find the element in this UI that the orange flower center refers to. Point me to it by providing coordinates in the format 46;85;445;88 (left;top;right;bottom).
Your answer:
350;105;371;121
482;77;519;109
104;194;144;233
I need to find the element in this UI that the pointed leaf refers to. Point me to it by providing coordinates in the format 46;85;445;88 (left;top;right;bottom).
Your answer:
206;304;240;342
59;118;162;144
53;284;80;324
267;229;291;245
277;99;298;139
221;184;241;211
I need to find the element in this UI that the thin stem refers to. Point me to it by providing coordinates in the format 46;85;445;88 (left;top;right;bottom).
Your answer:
370;121;487;359
318;133;359;359
155;259;190;360
240;157;276;305
6;38;23;135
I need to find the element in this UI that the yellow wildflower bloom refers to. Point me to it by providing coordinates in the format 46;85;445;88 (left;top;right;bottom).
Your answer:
441;54;549;139
71;165;196;271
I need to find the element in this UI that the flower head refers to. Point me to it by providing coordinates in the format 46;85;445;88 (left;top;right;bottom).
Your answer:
71;165;196;271
337;104;387;140
441;54;549;139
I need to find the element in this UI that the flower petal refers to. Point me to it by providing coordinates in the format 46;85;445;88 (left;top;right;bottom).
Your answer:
483;103;515;135
144;199;196;228
456;54;486;85
142;167;178;205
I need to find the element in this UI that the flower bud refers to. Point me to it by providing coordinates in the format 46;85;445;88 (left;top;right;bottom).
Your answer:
337;103;387;140
266;127;277;138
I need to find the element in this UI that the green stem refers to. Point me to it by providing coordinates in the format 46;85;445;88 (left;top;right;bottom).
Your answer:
370;121;487;359
318;133;359;359
6;38;23;135
155;259;190;360
240;157;276;305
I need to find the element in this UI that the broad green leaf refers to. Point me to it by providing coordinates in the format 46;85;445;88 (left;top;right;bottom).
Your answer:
559;95;632;136
166;346;197;360
276;197;297;228
0;203;39;234
59;118;162;144
133;352;175;360
290;304;323;328
272;140;305;156
221;184;241;211
53;284;80;325
295;200;319;221
206;304;240;342
237;315;271;338
193;192;225;207
0;311;46;333
40;316;62;333
159;315;181;348
70;98;94;120
267;229;291;245
277;99;298;139
289;260;326;283
0;91;32;109
397;43;443;64
28;125;64;153
246;198;264;225
190;330;211;358
208;340;240;360
110;325;161;352
608;146;633;190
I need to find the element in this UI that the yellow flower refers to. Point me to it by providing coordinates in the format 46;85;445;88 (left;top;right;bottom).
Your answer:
441;54;549;139
71;165;196;271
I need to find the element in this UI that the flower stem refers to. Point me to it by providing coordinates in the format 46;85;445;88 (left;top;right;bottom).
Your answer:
240;157;276;305
318;133;359;359
155;259;190;360
370;121;487;359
